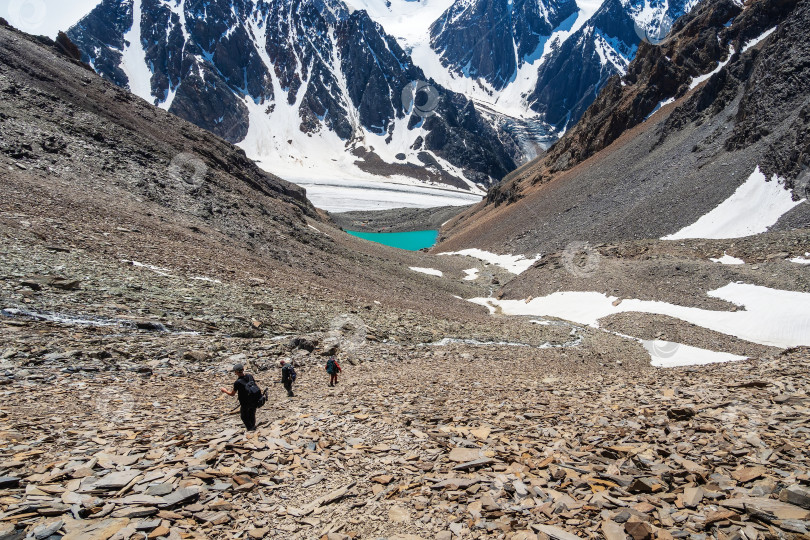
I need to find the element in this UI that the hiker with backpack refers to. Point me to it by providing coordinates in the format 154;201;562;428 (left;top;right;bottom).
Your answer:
325;356;341;387
280;359;296;397
220;363;267;432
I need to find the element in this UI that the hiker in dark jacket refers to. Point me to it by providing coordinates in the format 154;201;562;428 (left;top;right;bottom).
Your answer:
325;356;341;387
220;363;258;431
280;360;295;397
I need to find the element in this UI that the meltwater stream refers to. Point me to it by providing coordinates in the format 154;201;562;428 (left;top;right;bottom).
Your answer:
1;307;172;332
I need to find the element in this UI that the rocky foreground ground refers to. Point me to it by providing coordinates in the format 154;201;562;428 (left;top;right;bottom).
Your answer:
1;313;809;540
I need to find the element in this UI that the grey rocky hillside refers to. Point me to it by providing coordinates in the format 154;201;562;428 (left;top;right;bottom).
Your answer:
3;334;810;539
0;19;522;335
437;0;810;257
430;0;700;133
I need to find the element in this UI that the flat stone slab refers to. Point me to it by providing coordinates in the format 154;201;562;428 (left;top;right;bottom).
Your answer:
453;458;497;471
61;517;131;540
720;498;810;520
431;477;483;490
532;524;584;540
0;476;21;488
157;487;200;508
111;506;158;519
93;470;140;490
448;448;483;463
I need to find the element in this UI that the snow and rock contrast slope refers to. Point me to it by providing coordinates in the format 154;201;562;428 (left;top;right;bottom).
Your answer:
4;23;810;540
356;0;700;156
426;0;810;371
65;0;702;193
438;0;810;256
67;0;517;203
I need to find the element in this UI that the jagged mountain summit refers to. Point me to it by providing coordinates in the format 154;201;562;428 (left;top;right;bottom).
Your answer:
437;0;810;255
66;0;701;196
526;0;700;129
68;0;517;195
429;0;580;91
362;0;701;156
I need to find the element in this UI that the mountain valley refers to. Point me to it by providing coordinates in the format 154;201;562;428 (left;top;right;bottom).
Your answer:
1;0;810;537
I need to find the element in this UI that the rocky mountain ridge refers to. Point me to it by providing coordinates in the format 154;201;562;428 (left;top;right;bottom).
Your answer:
423;0;700;144
437;0;810;256
63;0;708;189
428;0;579;90
67;0;517;189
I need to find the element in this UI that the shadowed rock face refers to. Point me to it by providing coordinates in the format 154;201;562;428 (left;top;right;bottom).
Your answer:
67;0;516;187
436;0;809;256
547;0;804;178
430;0;698;133
527;0;640;129
526;0;702;131
65;0;132;88
429;0;578;89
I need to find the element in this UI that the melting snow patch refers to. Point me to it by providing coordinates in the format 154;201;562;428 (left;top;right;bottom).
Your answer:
710;253;744;265
191;276;222;284
789;253;810;265
1;307;119;327
410;267;443;277
689;45;735;90
642;340;747;368
124;260;173;277
439;249;541;274
463;268;480;281
470;282;810;348
663;166;805;240
742;26;777;52
425;336;581;349
645;97;675;121
427;338;530;347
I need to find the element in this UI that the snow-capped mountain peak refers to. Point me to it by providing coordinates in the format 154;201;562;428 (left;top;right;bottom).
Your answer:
68;0;516;197
66;0;699;200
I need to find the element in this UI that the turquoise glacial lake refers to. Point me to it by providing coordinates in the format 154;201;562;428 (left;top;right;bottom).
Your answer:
345;230;439;251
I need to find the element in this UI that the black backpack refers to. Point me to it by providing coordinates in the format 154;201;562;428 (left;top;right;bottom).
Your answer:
244;377;264;406
282;363;297;383
256;388;268;408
